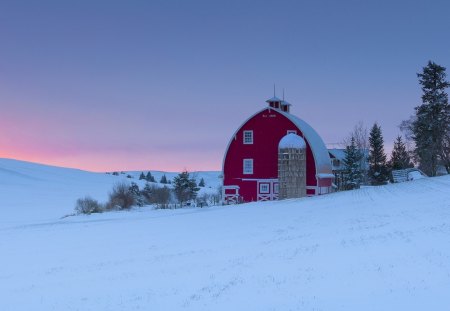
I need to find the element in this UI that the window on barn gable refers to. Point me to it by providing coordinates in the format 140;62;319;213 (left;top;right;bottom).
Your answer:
287;130;297;135
243;159;253;174
243;131;253;144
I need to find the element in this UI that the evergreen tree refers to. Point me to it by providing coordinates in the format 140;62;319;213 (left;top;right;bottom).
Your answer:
412;61;450;176
139;172;146;180
198;177;205;187
368;123;389;185
173;170;200;205
128;182;144;207
390;135;413;170
343;136;363;190
160;174;168;184
146;171;156;182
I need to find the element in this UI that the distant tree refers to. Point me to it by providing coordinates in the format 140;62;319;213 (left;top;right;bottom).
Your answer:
403;61;450;176
389;135;413;170
343;136;363;190
128;182;144;207
140;183;154;203
146;172;156;182
126;174;133;179
368;123;389;185
112;172;119;176
160;174;168;184
173;171;199;205
343;121;369;184
139;172;146;180
198;177;205;187
152;186;172;209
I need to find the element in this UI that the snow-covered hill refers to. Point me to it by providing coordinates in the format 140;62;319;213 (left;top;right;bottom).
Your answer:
0;158;221;224
1;158;450;310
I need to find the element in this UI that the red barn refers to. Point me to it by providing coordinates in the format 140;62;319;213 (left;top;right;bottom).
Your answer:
222;96;334;203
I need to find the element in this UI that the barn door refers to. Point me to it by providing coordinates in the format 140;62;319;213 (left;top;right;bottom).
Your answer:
257;179;279;201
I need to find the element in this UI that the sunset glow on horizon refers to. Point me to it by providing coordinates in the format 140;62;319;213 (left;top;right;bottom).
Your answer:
1;1;449;172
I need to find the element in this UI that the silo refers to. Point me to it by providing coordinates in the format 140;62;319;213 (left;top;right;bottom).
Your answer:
278;133;307;199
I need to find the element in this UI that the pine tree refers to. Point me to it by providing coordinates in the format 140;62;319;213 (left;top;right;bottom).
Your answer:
173;170;200;205
146;172;156;183
343;136;363;190
368;123;389;185
390;135;413;170
198;177;205;187
160;174;168;184
412;61;450;176
128;182;144;207
139;172;146;180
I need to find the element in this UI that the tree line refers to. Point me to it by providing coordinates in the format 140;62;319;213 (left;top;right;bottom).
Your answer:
75;171;218;214
341;61;450;189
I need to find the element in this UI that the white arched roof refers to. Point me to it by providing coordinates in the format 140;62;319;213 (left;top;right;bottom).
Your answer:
277;110;333;176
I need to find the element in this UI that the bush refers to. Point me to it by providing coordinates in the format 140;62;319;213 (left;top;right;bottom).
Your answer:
75;197;103;214
106;182;135;210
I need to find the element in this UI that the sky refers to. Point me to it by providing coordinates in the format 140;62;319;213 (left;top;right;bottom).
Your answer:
1;0;450;172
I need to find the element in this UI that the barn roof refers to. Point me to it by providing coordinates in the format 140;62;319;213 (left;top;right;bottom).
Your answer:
278;110;333;176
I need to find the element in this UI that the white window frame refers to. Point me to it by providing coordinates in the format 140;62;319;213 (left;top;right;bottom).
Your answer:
243;130;253;144
259;183;270;194
243;159;253;174
287;130;297;135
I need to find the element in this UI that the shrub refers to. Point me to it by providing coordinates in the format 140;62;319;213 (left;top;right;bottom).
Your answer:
75;197;103;214
106;182;135;210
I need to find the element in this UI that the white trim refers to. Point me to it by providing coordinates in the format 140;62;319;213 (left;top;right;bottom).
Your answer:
243;159;253;174
242;178;278;181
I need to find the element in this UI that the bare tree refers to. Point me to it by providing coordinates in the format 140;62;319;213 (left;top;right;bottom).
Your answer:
342;121;369;184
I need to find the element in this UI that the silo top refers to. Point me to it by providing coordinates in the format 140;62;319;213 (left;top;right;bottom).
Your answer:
278;133;306;149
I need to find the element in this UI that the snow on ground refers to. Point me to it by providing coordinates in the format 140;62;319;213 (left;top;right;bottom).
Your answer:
1;159;450;310
0;158;221;224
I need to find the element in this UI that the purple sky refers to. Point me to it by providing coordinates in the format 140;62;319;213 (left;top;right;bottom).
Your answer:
1;0;449;172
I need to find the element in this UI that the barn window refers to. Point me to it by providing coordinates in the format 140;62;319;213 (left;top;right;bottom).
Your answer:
287;130;297;135
243;130;253;144
243;159;253;174
259;183;270;194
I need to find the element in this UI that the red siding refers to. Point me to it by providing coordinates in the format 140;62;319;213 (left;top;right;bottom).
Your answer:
223;108;319;202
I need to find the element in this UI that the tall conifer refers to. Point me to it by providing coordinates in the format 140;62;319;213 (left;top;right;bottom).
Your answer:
368;123;389;185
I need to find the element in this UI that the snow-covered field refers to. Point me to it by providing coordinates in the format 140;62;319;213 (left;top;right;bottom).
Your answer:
1;159;450;310
0;158;221;224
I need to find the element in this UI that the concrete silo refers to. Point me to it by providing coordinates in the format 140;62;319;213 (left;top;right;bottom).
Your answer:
278;133;307;199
